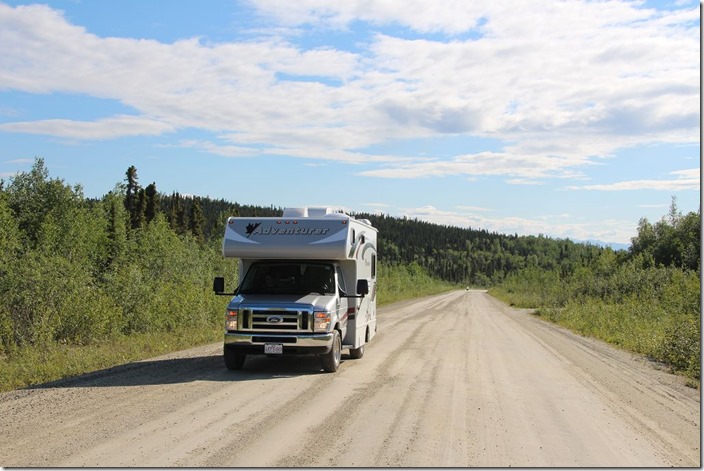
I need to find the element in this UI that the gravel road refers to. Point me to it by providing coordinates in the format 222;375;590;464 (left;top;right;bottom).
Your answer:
0;290;699;467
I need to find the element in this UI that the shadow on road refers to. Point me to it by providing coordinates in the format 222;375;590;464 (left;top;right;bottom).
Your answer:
31;353;350;389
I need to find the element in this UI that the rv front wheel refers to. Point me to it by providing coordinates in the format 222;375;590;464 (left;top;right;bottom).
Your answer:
224;348;246;370
321;330;341;373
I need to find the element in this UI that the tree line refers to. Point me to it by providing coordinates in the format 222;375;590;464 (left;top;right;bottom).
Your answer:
354;212;609;285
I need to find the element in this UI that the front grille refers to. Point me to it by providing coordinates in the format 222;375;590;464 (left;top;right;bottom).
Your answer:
252;336;298;344
240;308;311;332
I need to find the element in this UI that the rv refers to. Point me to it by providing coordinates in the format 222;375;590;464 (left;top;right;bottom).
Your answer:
213;207;378;373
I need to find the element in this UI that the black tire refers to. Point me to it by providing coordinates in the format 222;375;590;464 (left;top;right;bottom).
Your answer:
321;330;342;373
224;348;246;370
349;343;364;359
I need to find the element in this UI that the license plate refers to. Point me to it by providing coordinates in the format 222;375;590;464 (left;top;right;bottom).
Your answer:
264;344;283;354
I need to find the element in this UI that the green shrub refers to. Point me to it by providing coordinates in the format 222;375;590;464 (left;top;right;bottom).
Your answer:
377;262;455;305
660;315;700;379
491;261;700;381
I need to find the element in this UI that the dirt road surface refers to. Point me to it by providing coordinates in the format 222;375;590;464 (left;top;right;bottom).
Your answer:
0;290;699;467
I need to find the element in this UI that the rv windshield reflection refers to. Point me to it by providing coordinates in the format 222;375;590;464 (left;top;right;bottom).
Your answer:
239;262;335;296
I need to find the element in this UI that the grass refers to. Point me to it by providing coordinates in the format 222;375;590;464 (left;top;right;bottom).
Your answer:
0;327;221;393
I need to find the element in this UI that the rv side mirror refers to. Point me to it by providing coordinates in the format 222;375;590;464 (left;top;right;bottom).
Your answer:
356;279;369;297
213;276;225;294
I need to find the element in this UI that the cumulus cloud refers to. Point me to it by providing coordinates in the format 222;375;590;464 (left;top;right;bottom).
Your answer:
0;0;698;181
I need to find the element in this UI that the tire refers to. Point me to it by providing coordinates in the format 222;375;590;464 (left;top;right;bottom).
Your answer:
321;330;342;373
349;343;364;359
224;348;246;370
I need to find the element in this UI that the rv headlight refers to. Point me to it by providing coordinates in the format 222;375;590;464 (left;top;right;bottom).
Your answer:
225;309;237;331
313;311;331;332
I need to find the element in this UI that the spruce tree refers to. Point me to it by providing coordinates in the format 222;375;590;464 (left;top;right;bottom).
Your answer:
145;182;159;224
133;188;146;230
124;166;146;230
124;166;139;215
188;197;206;243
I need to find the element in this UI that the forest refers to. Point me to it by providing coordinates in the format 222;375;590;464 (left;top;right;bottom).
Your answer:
0;159;699;390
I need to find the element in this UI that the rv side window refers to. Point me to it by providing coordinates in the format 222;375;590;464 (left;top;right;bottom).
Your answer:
372;254;376;278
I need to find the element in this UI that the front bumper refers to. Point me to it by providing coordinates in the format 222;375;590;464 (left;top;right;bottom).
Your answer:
224;331;334;355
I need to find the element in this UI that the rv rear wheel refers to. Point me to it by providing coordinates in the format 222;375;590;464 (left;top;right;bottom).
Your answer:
321;330;341;373
224;348;246;370
349;343;364;359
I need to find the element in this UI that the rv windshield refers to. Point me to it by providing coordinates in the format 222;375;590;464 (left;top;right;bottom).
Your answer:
238;262;336;296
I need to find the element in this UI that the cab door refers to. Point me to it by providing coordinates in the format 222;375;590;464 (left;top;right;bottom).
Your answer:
336;265;355;346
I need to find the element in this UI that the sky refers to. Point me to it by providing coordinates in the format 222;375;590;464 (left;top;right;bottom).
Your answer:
0;0;700;247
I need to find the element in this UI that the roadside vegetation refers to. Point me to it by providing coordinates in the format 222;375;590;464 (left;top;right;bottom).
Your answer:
0;159;698;391
0;160;236;391
0;160;453;392
491;201;700;384
377;262;457;305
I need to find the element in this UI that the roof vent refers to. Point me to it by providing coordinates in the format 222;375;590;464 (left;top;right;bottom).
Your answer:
283;207;308;218
308;207;334;218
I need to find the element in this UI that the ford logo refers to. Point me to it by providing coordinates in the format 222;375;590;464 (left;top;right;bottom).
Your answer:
267;315;284;324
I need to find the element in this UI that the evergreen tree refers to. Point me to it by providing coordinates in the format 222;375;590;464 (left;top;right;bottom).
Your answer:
166;192;181;232
177;197;188;235
166;192;188;235
144;182;159;224
133;188;146;230
124;166;148;230
188;197;206;243
124;166;139;222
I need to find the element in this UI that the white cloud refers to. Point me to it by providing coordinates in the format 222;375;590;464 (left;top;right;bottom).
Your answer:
398;205;635;243
248;0;491;34
0;116;175;140
0;0;698;179
177;138;420;164
358;150;595;181
565;168;700;191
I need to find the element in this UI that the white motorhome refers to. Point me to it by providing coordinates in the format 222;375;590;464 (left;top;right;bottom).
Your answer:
213;207;378;372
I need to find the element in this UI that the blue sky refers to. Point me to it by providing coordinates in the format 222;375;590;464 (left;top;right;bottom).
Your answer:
0;0;700;245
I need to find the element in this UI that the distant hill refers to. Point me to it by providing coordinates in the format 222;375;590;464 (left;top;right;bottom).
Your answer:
570;239;630;251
